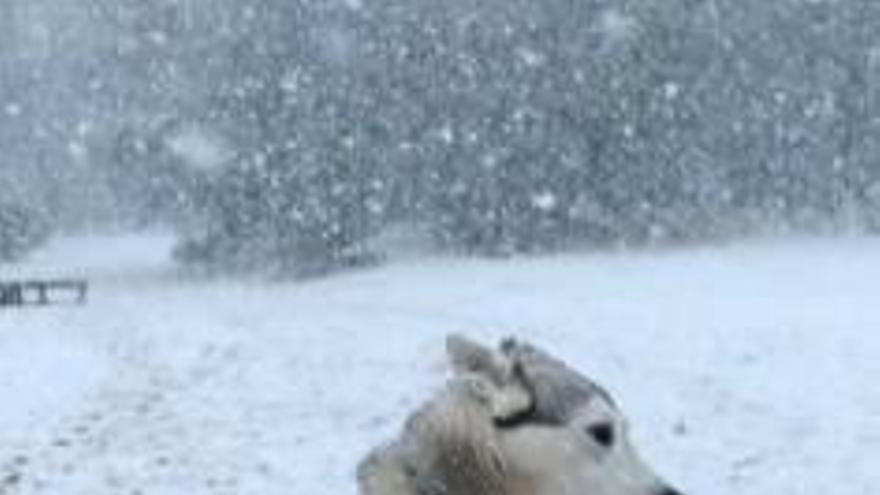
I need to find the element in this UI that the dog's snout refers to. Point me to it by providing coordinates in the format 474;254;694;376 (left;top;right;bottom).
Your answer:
657;487;685;495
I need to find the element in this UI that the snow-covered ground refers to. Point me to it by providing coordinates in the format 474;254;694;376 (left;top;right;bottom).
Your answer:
1;234;879;494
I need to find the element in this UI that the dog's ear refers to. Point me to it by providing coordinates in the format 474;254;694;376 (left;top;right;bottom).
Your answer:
446;334;534;423
500;337;580;380
447;334;506;383
500;337;608;423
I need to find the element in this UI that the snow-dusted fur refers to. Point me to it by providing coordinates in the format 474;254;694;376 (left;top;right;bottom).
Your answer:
358;335;683;495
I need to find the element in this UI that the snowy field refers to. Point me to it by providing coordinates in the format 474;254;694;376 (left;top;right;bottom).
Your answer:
1;234;879;495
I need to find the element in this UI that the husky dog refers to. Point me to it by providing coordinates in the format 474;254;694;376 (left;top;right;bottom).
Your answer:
358;335;684;495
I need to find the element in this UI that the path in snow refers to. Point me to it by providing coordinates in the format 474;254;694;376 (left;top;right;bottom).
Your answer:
1;234;879;494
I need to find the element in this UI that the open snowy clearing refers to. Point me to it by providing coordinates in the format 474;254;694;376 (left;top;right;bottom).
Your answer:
1;234;879;494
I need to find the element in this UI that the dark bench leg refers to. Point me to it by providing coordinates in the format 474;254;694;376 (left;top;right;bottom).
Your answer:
36;285;50;305
0;286;24;306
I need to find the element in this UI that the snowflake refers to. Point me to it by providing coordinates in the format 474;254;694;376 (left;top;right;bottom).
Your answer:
4;103;22;117
664;82;680;100
531;192;558;212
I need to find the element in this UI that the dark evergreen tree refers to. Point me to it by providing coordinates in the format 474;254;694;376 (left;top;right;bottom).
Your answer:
0;201;51;263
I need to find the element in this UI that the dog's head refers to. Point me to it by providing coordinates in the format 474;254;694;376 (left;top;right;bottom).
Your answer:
447;335;684;495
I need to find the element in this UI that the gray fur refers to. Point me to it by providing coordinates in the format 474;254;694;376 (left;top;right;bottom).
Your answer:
501;338;616;424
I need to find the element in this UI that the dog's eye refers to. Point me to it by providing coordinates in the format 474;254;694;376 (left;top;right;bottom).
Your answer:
586;422;615;448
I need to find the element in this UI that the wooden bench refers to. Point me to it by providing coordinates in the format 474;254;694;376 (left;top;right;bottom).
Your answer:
0;279;88;307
